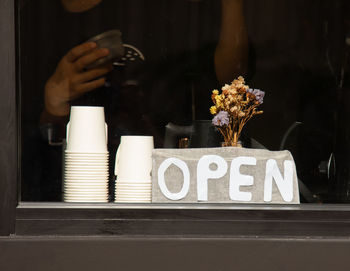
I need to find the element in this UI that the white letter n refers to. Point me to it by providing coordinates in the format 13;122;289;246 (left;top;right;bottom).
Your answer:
264;159;294;202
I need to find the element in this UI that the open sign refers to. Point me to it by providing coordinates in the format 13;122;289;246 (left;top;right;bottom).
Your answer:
152;148;300;204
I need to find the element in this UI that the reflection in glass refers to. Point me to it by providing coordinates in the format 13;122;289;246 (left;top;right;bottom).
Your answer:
18;0;350;203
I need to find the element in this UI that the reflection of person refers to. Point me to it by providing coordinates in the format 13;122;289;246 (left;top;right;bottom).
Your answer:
43;42;112;117
41;0;249;147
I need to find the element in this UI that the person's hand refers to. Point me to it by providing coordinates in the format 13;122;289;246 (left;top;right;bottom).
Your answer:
44;42;112;116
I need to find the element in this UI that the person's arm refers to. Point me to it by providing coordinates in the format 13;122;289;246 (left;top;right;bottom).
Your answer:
215;0;249;84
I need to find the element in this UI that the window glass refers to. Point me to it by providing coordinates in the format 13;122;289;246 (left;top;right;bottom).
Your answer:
18;0;350;203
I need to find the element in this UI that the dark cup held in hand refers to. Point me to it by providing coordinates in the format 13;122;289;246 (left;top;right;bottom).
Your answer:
86;29;125;69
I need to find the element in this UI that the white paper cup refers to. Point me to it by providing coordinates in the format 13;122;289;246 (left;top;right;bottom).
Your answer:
65;169;109;173
64;194;108;198
65;177;109;181
64;193;108;198
64;178;108;181
65;178;108;184
65;155;109;159
64;181;109;185
114;136;154;182
64;182;109;186
65;184;108;187
64;178;109;185
65;170;109;174
65;158;109;162
116;186;151;191
65;155;109;160
64;185;109;189
64;177;109;181
116;190;150;193
65;180;109;184
116;199;151;202
64;198;108;202
64;191;108;195
65;165;109;169
66;106;108;153
116;183;151;187
66;163;108;167
116;187;151;191
115;182;151;187
65;160;108;165
64;199;108;202
65;172;109;175
116;180;151;184
65;165;108;169
65;153;109;158
65;170;108;174
115;196;150;199
65;176;109;181
116;188;151;192
115;195;150;199
65;187;108;190
64;197;108;202
65;160;109;164
115;199;151;203
115;187;151;192
64;179;108;184
115;192;151;198
115;190;151;195
64;186;108;191
64;199;108;203
65;169;109;174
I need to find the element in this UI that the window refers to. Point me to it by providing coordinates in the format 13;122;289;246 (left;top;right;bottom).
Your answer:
17;0;350;204
1;0;350;237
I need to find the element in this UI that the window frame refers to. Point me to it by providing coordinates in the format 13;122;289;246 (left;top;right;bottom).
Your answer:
2;0;350;238
0;0;17;236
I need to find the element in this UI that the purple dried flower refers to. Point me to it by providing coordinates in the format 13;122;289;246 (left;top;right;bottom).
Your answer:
212;111;230;127
247;88;265;104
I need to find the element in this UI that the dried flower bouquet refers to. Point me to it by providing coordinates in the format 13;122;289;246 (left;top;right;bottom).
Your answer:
210;76;265;147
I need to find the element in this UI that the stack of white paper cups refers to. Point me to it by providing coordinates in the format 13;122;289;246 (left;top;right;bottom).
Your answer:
115;136;154;203
64;106;109;203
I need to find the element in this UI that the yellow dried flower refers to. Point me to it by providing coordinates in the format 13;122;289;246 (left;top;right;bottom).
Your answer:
215;95;224;107
212;89;219;95
210;106;218;115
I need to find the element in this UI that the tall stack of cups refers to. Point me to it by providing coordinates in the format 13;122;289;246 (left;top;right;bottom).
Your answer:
115;136;154;203
64;106;109;203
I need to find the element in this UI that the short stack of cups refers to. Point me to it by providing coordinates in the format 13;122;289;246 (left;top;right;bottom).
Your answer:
115;136;154;203
64;106;109;203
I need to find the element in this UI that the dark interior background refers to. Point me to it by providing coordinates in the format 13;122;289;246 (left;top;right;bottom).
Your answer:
18;0;350;202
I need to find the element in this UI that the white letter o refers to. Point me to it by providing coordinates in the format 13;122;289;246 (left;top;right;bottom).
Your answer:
158;158;190;201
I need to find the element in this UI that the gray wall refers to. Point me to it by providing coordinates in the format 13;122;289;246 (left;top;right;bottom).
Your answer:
1;237;350;271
